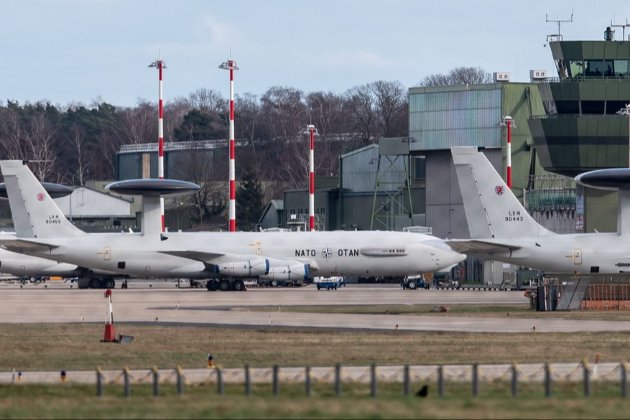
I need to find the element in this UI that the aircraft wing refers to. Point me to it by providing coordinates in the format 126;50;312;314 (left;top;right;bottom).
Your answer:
446;239;521;256
158;250;226;263
0;238;59;253
159;250;319;272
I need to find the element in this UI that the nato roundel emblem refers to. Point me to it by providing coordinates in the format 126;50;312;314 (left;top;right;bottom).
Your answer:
495;185;505;196
37;192;45;202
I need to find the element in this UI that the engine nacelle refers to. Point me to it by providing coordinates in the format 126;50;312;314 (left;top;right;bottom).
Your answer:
213;257;269;277
260;259;310;281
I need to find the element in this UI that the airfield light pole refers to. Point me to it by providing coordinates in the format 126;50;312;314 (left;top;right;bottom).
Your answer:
618;104;630;167
148;58;166;232
501;116;514;189
305;124;318;231
219;59;238;232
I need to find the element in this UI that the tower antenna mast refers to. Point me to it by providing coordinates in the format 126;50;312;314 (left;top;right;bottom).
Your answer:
545;11;574;43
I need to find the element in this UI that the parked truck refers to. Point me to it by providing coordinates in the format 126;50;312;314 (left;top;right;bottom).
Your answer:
401;275;429;290
314;276;345;290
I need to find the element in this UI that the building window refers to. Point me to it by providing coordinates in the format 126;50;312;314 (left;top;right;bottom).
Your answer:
568;60;584;78
414;157;426;180
614;60;629;77
584;60;603;77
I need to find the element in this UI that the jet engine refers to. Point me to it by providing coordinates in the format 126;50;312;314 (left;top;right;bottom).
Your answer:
259;258;310;281
213;256;269;277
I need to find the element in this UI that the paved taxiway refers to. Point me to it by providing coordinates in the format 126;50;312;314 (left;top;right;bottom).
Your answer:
2;282;630;333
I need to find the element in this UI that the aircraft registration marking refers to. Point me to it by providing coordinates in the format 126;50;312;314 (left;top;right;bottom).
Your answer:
45;214;61;224
505;210;524;222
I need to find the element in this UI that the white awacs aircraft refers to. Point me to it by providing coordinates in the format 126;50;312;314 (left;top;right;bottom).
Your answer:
448;147;630;274
0;160;465;290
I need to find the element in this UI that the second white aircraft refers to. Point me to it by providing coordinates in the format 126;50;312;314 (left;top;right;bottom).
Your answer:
448;147;630;274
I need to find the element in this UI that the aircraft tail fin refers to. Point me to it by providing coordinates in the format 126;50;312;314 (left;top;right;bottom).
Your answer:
0;160;85;238
451;147;552;239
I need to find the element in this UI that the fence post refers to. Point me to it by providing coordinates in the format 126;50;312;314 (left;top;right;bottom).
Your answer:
370;363;377;398
472;363;479;397
511;363;518;397
244;364;251;396
123;368;131;398
437;365;444;397
305;366;311;397
544;363;552;397
217;368;224;395
403;365;410;397
622;363;628;398
335;363;341;397
152;367;160;397
582;359;591;397
96;368;103;397
176;366;184;395
272;364;279;396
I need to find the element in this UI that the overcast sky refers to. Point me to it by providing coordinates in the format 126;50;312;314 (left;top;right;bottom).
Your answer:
1;0;628;107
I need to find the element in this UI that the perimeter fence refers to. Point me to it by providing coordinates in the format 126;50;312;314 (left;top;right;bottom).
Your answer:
2;361;629;398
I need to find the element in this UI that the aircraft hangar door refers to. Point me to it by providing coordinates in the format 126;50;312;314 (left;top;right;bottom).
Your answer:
573;248;582;265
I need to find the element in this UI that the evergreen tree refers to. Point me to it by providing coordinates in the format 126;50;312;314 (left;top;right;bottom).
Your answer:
236;169;265;231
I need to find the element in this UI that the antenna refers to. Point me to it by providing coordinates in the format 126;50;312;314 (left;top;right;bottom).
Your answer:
545;11;574;43
148;58;166;233
219;59;238;232
303;125;319;231
611;19;630;41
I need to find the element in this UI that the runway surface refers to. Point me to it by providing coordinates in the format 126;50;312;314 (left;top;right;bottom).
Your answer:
2;282;630;333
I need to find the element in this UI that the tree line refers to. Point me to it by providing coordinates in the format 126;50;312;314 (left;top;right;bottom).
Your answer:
0;67;490;229
0;80;410;186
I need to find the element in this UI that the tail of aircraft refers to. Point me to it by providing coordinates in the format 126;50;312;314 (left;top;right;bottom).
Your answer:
0;160;85;238
451;147;552;239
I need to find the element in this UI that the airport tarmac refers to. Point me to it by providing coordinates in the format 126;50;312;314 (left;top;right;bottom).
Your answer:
3;282;630;333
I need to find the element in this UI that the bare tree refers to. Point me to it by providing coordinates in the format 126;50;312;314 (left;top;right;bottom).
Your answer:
69;123;90;185
163;97;191;142
306;91;345;141
419;66;492;87
119;100;155;144
0;106;25;159
259;86;307;143
344;84;376;143
23;111;57;181
370;80;407;137
188;88;226;113
170;144;226;227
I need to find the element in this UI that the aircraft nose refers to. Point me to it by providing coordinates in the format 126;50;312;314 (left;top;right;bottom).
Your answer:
437;248;466;268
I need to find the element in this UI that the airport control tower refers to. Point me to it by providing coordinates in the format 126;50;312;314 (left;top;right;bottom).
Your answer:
528;27;630;176
528;26;630;232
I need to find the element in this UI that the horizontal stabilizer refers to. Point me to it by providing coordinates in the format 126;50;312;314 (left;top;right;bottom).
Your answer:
446;239;520;256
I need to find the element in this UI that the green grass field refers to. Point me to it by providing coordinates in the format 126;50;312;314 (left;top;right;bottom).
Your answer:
2;382;630;419
2;308;630;418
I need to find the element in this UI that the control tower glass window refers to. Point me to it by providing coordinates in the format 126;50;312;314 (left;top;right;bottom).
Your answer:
568;60;584;78
613;60;629;77
584;60;604;77
555;59;569;78
603;60;614;76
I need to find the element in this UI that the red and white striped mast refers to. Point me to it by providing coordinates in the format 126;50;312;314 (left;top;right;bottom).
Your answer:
501;115;513;189
219;59;238;232
305;124;318;231
149;58;166;231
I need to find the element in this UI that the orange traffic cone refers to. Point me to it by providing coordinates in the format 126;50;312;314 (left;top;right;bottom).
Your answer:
102;289;117;343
